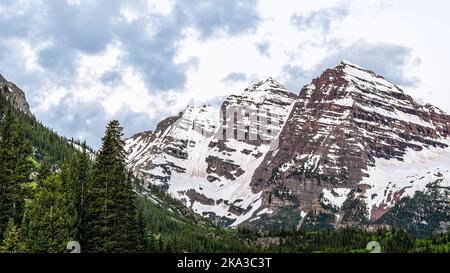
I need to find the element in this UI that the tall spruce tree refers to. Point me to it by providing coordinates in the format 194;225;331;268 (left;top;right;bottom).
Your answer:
23;174;77;253
71;146;91;242
83;120;140;252
59;147;90;243
0;107;32;238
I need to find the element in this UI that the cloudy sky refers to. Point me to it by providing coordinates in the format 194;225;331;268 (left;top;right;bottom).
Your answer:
1;0;449;148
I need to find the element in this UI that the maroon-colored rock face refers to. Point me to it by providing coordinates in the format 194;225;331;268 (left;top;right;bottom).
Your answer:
252;61;450;226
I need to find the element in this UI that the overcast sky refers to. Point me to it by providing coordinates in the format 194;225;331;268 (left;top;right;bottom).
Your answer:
1;0;449;148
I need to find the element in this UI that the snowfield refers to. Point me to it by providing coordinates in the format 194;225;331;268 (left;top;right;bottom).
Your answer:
359;138;450;219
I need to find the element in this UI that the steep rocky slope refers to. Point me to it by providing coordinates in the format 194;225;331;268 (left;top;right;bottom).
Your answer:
0;73;31;115
126;78;297;226
251;61;450;230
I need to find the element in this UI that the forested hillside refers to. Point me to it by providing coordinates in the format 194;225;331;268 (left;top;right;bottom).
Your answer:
0;95;93;164
136;187;450;253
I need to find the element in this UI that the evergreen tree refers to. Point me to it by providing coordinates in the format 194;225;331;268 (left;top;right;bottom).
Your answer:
82;120;140;253
0;107;32;238
70;146;91;242
0;218;26;253
36;161;51;185
23;174;77;253
137;207;149;252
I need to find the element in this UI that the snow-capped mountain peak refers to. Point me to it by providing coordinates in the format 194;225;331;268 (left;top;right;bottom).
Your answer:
126;78;297;226
127;62;450;233
250;61;450;230
339;60;405;94
245;77;287;93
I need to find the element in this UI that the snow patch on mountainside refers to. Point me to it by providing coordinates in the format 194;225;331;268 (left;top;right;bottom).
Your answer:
68;140;96;159
322;188;352;209
359;138;450;219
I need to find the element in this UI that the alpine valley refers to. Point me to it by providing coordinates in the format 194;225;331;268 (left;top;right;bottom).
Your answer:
0;61;449;254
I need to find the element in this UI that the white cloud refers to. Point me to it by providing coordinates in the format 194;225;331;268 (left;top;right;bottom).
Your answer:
66;0;81;6
147;0;174;15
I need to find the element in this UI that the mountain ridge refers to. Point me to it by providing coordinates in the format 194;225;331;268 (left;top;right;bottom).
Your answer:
252;60;450;230
126;61;450;234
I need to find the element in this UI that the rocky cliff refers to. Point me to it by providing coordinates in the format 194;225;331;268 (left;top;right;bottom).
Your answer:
0;73;31;115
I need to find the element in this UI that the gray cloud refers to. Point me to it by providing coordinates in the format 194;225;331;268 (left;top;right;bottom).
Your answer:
290;2;350;34
37;94;157;149
256;41;271;57
178;0;261;39
100;70;122;86
45;0;121;54
282;64;311;93
222;72;248;83
115;15;192;91
37;96;109;149
283;40;420;92
316;40;421;87
38;45;78;76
